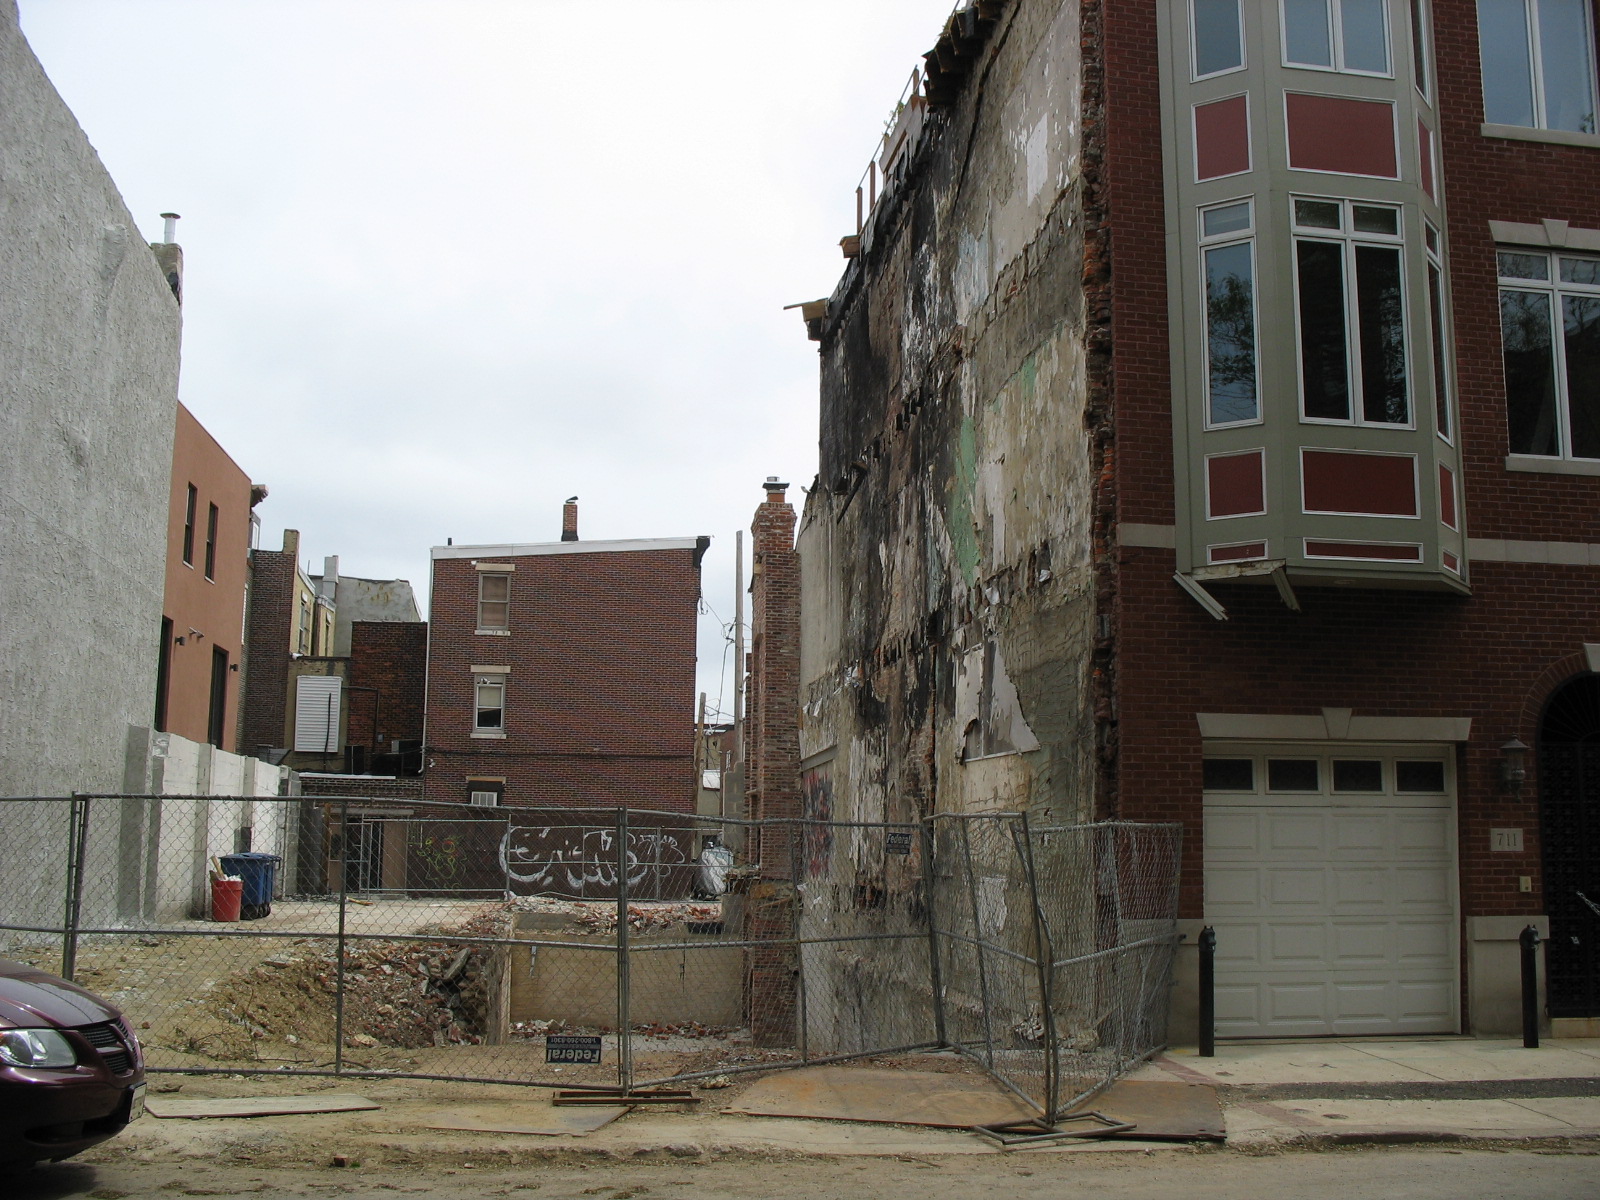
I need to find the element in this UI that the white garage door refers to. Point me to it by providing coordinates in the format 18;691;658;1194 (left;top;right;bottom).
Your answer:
1203;747;1458;1038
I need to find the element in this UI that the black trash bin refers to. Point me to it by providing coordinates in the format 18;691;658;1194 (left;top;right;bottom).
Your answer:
220;851;281;920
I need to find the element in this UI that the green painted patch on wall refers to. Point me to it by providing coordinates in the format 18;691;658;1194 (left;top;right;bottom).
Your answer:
947;416;982;586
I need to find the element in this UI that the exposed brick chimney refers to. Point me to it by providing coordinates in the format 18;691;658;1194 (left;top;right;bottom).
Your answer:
561;496;579;542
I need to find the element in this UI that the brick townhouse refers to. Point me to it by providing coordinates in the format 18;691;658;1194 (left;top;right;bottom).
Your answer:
423;500;708;812
793;0;1600;1043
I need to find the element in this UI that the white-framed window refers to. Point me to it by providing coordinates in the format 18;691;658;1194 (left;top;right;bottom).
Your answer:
477;570;510;631
1193;0;1246;78
474;674;507;735
1201;199;1260;426
1498;248;1600;459
1292;197;1410;426
1425;222;1454;442
1478;0;1598;133
1409;0;1433;97
1283;0;1392;75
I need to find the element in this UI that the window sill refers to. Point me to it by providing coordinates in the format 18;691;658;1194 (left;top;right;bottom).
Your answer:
1506;454;1600;477
475;628;511;636
1481;123;1600;150
470;730;507;740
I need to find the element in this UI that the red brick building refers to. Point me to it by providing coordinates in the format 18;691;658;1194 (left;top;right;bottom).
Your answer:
157;403;255;751
795;0;1600;1042
422;503;708;811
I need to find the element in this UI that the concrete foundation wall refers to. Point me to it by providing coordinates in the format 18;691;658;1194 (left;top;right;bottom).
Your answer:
507;915;742;1029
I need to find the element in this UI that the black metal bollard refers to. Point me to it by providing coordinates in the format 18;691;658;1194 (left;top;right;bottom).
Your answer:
1520;924;1541;1049
1199;925;1217;1058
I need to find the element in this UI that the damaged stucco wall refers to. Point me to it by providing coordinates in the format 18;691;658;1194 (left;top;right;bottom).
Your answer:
0;1;181;799
799;0;1097;831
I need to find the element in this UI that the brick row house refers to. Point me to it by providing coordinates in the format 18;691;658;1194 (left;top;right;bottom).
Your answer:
792;0;1600;1042
422;501;707;813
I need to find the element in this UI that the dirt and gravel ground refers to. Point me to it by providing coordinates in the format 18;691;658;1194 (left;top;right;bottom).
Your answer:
6;1145;1600;1199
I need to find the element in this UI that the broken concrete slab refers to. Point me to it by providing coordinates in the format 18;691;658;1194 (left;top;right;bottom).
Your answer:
145;1093;379;1119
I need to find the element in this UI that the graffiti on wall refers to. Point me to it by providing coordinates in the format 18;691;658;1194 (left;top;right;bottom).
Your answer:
499;824;690;897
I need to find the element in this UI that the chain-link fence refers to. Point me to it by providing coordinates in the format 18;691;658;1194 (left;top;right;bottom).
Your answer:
0;795;1178;1117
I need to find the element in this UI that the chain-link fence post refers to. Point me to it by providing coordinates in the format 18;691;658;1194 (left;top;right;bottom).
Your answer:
615;806;632;1091
921;817;948;1048
334;799;349;1075
956;817;995;1069
1011;812;1060;1119
60;792;91;981
790;821;809;1061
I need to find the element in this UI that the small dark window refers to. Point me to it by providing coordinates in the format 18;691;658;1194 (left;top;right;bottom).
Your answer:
204;503;219;580
1333;759;1384;791
182;484;197;565
1203;758;1255;790
1396;760;1446;792
1267;758;1320;791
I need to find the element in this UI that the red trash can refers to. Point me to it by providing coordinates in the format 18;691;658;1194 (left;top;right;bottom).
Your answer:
211;877;242;922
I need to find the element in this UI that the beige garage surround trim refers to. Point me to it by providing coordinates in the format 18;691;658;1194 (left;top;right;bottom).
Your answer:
1469;537;1600;564
1197;708;1472;742
1121;523;1177;548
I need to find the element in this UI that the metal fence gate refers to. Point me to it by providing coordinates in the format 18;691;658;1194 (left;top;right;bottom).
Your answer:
0;795;1179;1120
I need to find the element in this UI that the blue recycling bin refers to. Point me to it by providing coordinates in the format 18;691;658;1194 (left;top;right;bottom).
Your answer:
220;851;281;920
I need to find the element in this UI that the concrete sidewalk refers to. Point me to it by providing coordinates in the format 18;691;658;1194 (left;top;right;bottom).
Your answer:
110;1039;1600;1166
1132;1037;1600;1147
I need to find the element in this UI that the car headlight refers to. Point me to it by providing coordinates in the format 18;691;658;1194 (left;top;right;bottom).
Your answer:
0;1028;78;1068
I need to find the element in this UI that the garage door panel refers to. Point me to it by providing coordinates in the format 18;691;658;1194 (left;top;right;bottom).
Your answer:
1331;868;1389;909
1394;867;1451;908
1206;867;1262;910
1213;923;1262;966
1205;812;1261;855
1267;868;1327;907
1395;814;1452;852
1332;921;1390;964
1331;815;1389;855
1396;980;1455;1023
1266;814;1327;853
1396;919;1453;964
1267;921;1328;964
1215;984;1261;1029
1331;980;1392;1023
1265;982;1328;1024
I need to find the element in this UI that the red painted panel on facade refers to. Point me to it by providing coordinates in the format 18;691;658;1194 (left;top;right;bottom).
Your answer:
1207;450;1265;517
1305;540;1424;561
1439;463;1457;529
1286;94;1397;178
1443;550;1460;573
1419;119;1434;200
1302;449;1417;516
1208;542;1268;563
1195;95;1250;180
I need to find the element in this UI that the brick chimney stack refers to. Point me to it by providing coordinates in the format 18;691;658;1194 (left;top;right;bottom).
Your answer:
561;496;579;542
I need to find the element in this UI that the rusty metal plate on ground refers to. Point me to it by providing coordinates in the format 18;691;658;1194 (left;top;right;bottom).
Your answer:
726;1066;1039;1128
1080;1080;1225;1140
422;1104;627;1136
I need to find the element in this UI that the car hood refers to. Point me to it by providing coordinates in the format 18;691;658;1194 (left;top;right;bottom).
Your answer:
0;959;121;1029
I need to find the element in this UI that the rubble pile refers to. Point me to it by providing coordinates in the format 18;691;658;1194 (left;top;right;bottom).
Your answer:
204;906;513;1054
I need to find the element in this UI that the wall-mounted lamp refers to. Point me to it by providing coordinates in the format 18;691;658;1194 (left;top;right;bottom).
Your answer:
173;635;186;646
229;663;240;672
1501;738;1530;795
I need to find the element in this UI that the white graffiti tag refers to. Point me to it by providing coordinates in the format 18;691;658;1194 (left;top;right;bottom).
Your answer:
498;825;687;895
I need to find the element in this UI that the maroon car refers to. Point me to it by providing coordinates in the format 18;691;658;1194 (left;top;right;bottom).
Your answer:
0;958;145;1166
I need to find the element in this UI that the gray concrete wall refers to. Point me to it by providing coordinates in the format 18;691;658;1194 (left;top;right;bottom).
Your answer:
0;1;181;798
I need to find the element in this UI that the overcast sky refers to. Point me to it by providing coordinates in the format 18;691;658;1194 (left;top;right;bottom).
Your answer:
18;0;951;721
